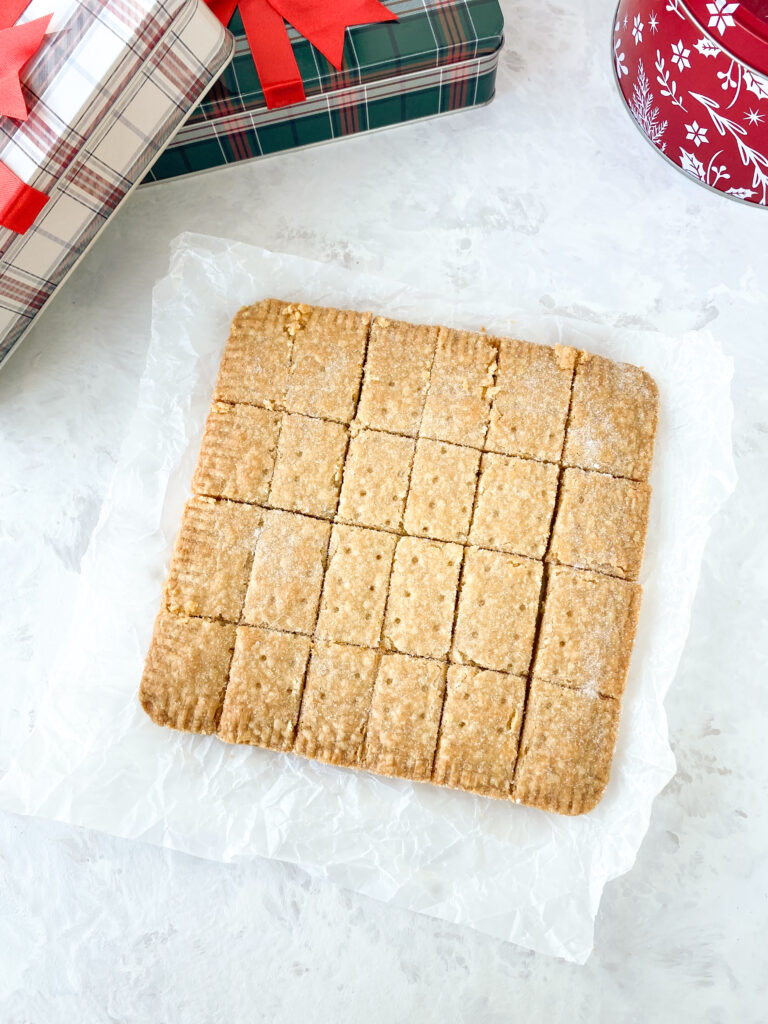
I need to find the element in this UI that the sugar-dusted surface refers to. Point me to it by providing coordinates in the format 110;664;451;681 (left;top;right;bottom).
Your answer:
315;525;396;647
382;536;463;659
336;428;414;531
485;338;577;462
164;496;263;622
420;327;497;448
192;401;280;504
218;626;311;749
355;317;438;435
294;642;379;766
470;453;559;559
564;352;658;481
241;509;330;635
364;654;446;781
267;413;348;519
549;469;652;581
452;547;543;674
534;565;641;699
139;611;236;734
213;299;294;408
403;438;480;543
433;665;527;798
513;679;621;816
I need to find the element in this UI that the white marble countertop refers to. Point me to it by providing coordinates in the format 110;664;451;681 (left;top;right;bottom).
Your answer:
1;0;766;1018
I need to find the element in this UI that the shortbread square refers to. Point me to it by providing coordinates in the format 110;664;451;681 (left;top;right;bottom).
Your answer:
420;327;497;448
403;438;480;543
432;665;526;798
140;611;236;733
382;536;463;659
548;468;651;581
513;679;621;815
364;654;447;781
294;642;379;766
355;317;439;435
470;453;559;558
217;626;311;750
242;510;330;634
164;497;263;622
268;413;348;519
534;565;641;698
485;338;576;462
563;353;658;481
192;401;280;504
452;548;542;675
315;525;397;647
284;305;371;423
213;299;295;408
337;429;414;531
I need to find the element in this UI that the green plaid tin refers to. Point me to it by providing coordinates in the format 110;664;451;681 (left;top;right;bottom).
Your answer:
145;0;503;182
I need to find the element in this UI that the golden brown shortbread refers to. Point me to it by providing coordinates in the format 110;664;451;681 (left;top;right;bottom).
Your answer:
141;299;658;815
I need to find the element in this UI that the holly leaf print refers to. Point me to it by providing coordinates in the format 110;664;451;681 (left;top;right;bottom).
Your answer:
694;37;720;57
726;186;757;198
743;70;768;103
679;148;706;178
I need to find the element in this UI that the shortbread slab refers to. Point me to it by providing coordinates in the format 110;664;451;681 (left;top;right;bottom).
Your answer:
355;317;439;435
294;642;379;766
383;536;463;659
452;548;543;675
420;327;497;448
403;438;480;543
140;611;236;733
336;428;414;531
268;413;348;519
485;338;576;462
548;468;651;581
315;525;397;647
164;497;263;622
470;453;559;558
364;654;447;781
143;302;658;816
217;626;311;749
213;299;295;408
513;679;621;815
242;510;330;634
192;401;280;504
433;666;526;798
563;352;658;481
284;305;371;423
534;565;641;698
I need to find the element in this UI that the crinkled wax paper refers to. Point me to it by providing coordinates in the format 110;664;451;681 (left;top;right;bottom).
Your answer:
0;233;736;962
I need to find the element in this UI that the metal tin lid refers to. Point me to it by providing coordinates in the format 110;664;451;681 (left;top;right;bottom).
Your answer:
684;0;768;76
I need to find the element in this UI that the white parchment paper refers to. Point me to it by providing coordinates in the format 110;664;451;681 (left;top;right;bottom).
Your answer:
0;233;736;962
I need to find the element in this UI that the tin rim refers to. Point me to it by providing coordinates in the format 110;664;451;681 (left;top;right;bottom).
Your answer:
611;1;767;209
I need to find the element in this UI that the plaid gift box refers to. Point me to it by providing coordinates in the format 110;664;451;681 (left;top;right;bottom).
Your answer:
0;0;233;369
145;0;504;182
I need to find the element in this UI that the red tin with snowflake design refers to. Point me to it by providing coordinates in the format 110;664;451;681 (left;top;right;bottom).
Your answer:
613;0;768;205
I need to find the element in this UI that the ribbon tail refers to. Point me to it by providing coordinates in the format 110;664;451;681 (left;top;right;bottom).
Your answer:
239;0;305;109
271;0;397;69
0;164;49;234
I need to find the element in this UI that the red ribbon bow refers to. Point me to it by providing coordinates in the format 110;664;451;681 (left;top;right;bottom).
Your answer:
0;0;51;234
205;0;397;109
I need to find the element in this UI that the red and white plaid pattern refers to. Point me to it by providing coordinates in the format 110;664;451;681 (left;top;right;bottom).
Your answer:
0;0;233;368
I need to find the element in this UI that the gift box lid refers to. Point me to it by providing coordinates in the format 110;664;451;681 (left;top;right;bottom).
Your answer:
0;0;233;369
195;0;504;122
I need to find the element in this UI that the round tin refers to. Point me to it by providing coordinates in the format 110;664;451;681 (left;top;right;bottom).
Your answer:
613;0;768;206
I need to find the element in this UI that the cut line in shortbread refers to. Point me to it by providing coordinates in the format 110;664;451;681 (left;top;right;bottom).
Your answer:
140;299;658;815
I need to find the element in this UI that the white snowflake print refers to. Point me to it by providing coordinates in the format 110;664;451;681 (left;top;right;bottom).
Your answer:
685;120;708;146
633;15;644;44
706;1;739;35
746;108;765;126
671;40;692;70
615;37;628;79
649;11;659;32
